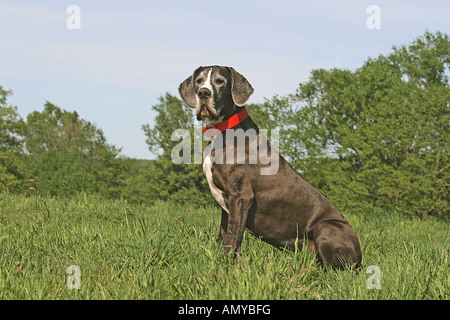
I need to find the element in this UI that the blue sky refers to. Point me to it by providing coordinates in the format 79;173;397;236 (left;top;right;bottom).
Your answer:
1;0;449;159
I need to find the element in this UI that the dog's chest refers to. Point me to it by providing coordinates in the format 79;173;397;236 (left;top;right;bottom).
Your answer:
203;153;229;213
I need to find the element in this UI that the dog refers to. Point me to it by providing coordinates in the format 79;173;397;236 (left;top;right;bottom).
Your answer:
178;65;362;269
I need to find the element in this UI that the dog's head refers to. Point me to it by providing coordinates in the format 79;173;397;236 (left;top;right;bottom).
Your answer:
178;66;254;125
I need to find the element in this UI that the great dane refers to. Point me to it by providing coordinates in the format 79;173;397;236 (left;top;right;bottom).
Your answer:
178;65;362;269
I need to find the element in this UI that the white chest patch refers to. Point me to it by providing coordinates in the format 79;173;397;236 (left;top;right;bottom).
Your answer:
203;152;229;213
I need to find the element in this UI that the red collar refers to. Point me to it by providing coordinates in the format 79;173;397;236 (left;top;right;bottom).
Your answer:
202;107;249;137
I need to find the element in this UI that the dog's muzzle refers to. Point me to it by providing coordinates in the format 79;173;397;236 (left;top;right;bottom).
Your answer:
196;88;217;121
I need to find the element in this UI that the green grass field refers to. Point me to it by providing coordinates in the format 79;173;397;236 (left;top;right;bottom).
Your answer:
0;193;448;299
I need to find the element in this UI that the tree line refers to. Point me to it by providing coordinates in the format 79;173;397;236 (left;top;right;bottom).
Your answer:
0;31;448;218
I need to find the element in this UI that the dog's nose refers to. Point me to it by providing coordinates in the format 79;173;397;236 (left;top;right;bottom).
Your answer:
198;87;212;99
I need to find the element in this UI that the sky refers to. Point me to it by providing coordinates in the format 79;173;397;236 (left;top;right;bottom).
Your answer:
1;0;449;159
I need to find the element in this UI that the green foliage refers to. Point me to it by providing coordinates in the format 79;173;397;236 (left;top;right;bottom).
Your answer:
250;31;449;217
23;102;123;197
0;87;25;151
140;92;214;207
0;86;26;192
142;93;194;157
0;151;23;192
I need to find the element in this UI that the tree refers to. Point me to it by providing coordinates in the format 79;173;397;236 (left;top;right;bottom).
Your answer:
140;93;214;206
23;101;123;197
284;31;449;217
0;86;25;192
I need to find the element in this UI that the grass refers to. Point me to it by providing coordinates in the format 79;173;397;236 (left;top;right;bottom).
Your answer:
0;192;448;299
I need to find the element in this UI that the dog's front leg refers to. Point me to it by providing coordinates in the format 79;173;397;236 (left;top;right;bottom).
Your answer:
217;208;228;245
221;196;254;260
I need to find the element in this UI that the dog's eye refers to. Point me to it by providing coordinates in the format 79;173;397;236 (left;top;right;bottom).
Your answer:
215;79;225;85
196;78;203;85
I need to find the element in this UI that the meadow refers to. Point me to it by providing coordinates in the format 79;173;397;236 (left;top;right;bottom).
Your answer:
0;192;448;300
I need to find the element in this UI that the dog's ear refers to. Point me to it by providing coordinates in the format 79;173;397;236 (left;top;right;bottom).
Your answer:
228;67;254;106
178;66;202;109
